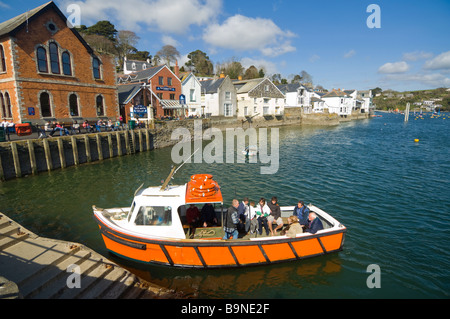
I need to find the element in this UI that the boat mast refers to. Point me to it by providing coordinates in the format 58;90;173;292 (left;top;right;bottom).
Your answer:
160;148;200;191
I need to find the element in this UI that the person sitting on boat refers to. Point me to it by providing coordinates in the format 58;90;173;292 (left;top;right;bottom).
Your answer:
223;199;240;240
237;197;249;233
306;212;323;234
248;201;259;234
256;198;270;236
293;201;310;228
267;196;283;236
186;204;201;228
200;203;218;227
285;216;303;238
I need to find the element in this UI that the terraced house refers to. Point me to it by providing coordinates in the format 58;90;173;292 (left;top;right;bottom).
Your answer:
0;1;119;125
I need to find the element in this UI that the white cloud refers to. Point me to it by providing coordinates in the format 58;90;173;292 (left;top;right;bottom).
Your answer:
0;1;10;9
344;50;356;58
424;51;450;70
378;61;410;74
57;0;222;34
383;72;450;88
402;51;433;61
203;14;296;57
309;54;320;63
161;35;180;47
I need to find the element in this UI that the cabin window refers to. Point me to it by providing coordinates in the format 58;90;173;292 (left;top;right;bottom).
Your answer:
135;206;172;226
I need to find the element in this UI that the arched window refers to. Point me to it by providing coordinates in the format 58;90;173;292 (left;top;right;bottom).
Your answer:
0;93;5;118
62;51;72;76
93;57;101;79
37;47;48;73
40;92;52;117
49;43;60;74
69;94;79;116
0;45;6;73
96;95;104;116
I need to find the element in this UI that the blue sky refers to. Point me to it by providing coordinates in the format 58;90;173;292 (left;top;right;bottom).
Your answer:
1;0;449;91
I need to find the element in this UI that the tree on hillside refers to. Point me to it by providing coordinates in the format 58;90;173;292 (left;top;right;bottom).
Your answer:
75;21;118;54
217;60;244;79
243;65;260;80
185;50;214;76
157;45;180;66
127;50;152;62
82;34;116;54
116;31;139;60
82;20;118;42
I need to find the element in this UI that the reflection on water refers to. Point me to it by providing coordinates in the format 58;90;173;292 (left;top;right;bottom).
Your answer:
113;254;342;299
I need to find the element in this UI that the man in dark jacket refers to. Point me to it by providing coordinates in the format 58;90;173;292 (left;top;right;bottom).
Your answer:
267;196;283;236
306;212;324;234
223;199;240;240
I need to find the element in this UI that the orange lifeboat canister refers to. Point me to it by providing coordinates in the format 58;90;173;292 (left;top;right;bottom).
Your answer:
186;174;223;204
15;123;32;136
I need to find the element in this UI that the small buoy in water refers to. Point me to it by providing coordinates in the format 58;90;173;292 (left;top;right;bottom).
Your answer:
414;139;419;143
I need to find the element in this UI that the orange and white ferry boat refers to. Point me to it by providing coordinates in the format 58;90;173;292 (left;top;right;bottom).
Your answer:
93;169;346;268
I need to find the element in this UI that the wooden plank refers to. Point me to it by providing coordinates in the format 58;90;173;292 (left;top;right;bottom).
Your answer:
84;135;91;162
42;138;53;171
10;142;21;178
71;136;79;165
107;134;113;158
96;134;103;160
116;132;122;156
57;138;66;169
27;140;37;175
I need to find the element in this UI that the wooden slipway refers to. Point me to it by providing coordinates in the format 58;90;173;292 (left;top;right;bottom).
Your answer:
0;213;181;299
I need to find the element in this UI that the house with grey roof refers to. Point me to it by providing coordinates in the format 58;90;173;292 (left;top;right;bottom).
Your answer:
277;83;313;114
321;89;354;116
123;57;152;75
234;78;285;119
200;75;236;117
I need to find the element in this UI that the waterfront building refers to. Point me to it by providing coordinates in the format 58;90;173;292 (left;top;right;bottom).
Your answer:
234;77;285;119
117;63;185;119
200;75;237;118
0;1;119;125
180;72;202;117
357;90;373;113
321;89;354;117
277;83;313;114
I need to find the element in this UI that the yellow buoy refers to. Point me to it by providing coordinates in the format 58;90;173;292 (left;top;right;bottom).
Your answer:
414;139;419;143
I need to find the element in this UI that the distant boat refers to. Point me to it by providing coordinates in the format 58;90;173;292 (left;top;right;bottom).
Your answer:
243;145;258;156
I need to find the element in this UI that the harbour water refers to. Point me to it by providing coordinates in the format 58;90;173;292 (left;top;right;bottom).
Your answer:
1;112;449;299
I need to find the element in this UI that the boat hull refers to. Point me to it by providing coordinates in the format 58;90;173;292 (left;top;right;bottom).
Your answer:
95;215;346;268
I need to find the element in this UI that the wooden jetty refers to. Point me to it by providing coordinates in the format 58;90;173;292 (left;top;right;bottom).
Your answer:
0;213;181;299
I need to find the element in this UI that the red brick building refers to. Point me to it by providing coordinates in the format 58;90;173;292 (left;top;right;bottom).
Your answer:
118;63;185;121
0;1;119;125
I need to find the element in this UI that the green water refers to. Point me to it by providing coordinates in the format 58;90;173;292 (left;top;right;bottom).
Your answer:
1;112;449;298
